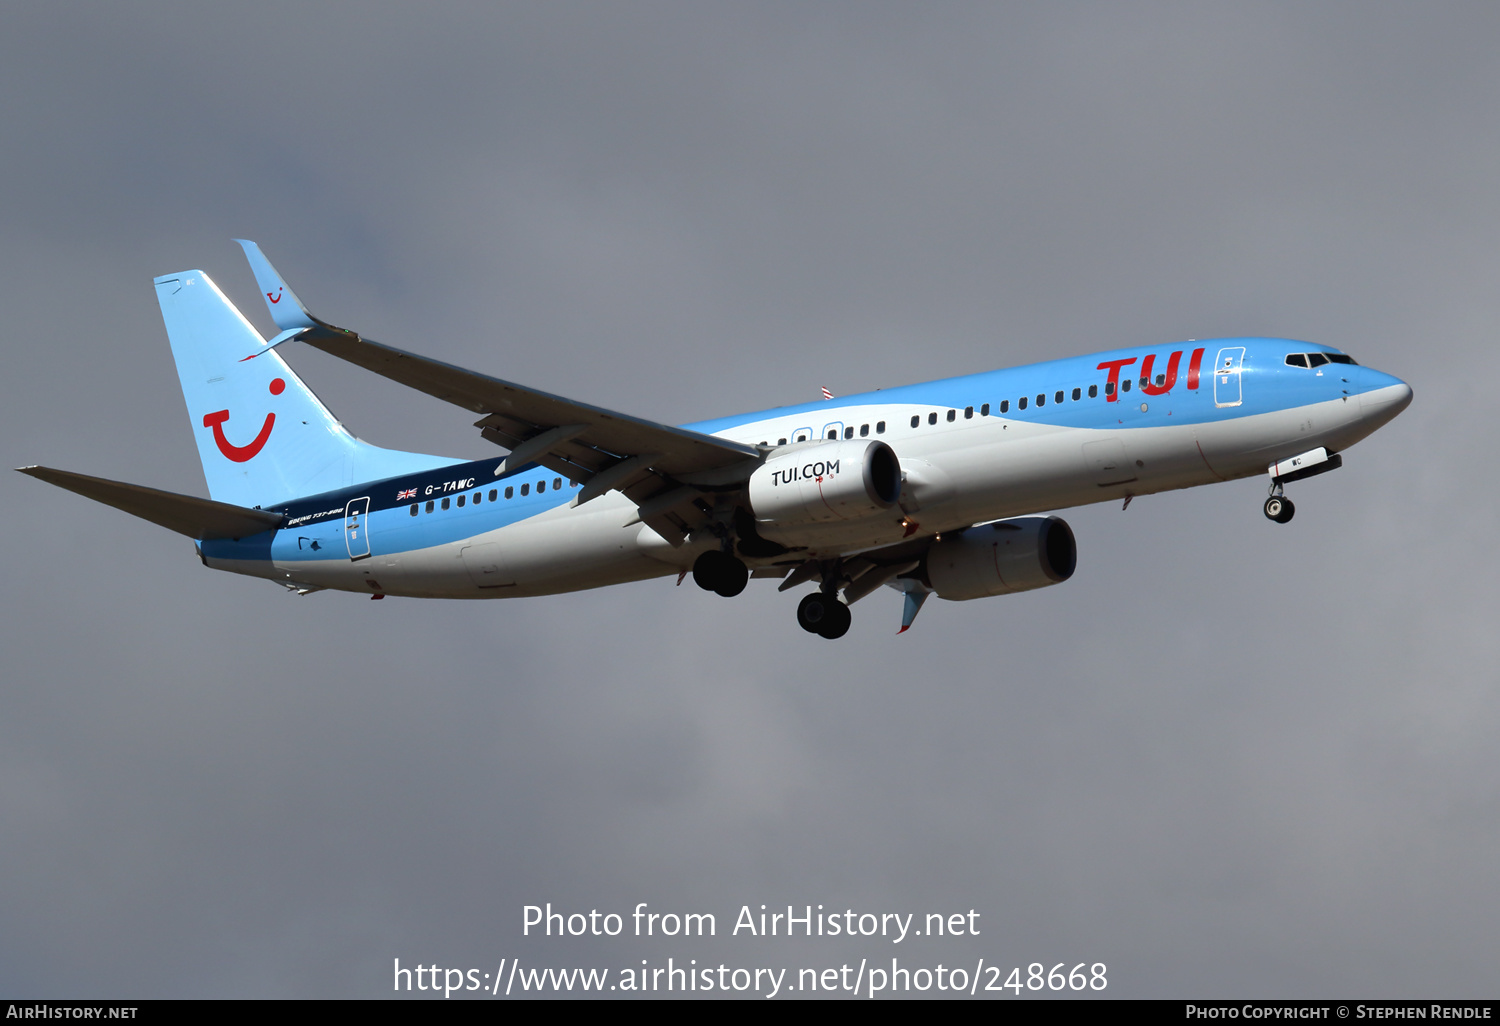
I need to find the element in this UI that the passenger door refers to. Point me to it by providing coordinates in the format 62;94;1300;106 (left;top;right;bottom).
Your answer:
1213;347;1245;408
343;497;371;561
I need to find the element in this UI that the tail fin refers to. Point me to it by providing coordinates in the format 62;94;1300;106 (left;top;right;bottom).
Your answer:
155;270;455;507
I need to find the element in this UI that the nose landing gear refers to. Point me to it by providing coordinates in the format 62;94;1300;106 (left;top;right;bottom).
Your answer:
1264;483;1295;524
1263;447;1344;524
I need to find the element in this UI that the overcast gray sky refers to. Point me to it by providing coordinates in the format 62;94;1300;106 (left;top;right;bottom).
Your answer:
3;2;1496;999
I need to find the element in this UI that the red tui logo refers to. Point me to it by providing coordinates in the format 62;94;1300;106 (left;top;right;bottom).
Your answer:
203;379;284;462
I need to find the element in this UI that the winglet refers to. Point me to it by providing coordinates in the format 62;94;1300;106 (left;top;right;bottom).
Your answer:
233;239;319;332
898;588;930;634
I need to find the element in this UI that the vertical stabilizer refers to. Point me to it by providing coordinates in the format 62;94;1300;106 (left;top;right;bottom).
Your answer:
155;270;455;507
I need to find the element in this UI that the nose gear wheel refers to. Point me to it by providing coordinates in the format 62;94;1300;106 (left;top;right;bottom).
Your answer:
1263;495;1295;523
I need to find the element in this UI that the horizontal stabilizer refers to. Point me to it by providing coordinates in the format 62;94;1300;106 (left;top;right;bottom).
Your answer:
17;466;284;540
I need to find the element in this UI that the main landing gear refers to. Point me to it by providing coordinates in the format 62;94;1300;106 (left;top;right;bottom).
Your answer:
1264;482;1295;524
692;549;748;597
693;546;852;639
797;591;851;640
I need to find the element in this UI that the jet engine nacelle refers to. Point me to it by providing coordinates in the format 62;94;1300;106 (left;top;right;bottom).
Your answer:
925;516;1077;600
748;440;902;526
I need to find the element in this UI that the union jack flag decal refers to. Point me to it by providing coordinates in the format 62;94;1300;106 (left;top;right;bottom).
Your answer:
396;488;417;500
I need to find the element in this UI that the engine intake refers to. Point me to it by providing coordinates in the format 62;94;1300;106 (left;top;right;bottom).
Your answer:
925;516;1076;600
748;440;902;526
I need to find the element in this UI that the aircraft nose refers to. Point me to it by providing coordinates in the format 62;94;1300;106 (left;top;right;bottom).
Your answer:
1357;369;1413;417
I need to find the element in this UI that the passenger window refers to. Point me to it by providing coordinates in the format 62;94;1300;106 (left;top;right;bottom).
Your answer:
425;500;434;513
489;489;497;501
457;494;465;507
520;484;529;496
1018;396;1028;410
1089;384;1098;398
796;432;809;442
778;438;787;445
554;478;562;490
1105;382;1114;396
1072;388;1081;401
859;423;869;437
910;416;919;428
964;406;973;419
999;400;1009;413
876;421;886;433
410;504;418;516
844;426;854;439
1156;374;1165;386
980;403;990;416
828;429;838;439
1036;393;1045;407
441;497;450;510
1307;353;1329;367
1054;390;1064;404
537;480;546;493
1122;379;1132;392
946;409;956;422
473;492;481;504
928;412;937;425
505;487;513;499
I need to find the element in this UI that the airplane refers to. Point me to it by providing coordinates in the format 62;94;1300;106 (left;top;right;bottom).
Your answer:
19;241;1413;638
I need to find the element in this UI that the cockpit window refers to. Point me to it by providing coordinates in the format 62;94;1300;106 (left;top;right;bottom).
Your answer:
1288;351;1357;367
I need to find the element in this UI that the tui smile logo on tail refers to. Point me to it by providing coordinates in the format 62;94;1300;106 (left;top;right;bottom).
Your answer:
266;288;283;304
203;378;284;462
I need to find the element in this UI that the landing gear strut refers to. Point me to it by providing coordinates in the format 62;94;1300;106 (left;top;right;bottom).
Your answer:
692;549;748;597
797;592;851;639
1264;482;1295;524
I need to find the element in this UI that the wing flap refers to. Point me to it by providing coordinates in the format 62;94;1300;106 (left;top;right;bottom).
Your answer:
298;332;758;478
232;241;761;524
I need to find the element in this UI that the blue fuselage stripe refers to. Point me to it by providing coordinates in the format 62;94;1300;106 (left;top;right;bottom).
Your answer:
204;336;1402;567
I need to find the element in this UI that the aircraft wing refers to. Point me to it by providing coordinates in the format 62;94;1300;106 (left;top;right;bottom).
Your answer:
235;241;762;541
298;331;758;479
17;466;285;540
